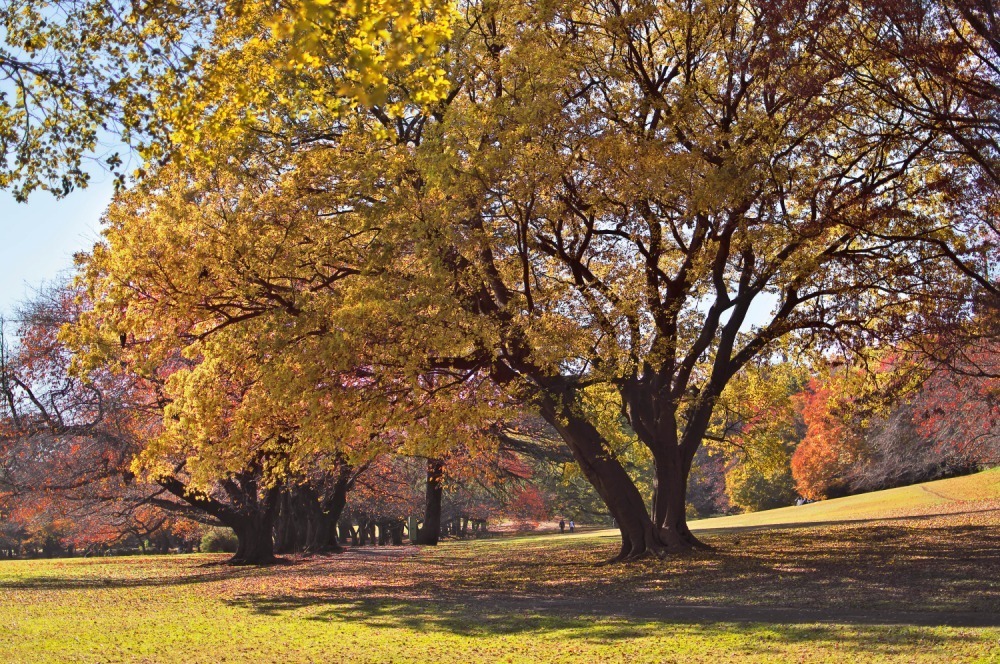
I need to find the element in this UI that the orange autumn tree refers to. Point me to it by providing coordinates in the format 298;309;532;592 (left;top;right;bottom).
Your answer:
791;372;867;500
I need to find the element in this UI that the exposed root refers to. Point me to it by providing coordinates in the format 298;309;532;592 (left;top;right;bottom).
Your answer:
602;536;670;564
658;526;714;554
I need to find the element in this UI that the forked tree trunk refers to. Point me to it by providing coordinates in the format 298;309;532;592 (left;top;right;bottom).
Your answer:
415;458;445;545
156;474;278;564
627;381;714;554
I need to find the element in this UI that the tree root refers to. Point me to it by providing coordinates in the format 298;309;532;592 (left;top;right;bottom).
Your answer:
602;536;671;564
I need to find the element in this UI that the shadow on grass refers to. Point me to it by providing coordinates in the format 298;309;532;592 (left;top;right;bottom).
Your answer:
0;559;302;591
221;593;997;661
4;520;999;633
224;521;1000;629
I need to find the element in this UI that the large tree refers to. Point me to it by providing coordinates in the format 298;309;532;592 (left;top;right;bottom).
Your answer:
73;0;983;562
387;0;970;557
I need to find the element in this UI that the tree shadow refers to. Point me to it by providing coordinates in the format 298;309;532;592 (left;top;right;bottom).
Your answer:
216;520;1000;633
220;593;995;660
4;518;999;642
0;559;299;591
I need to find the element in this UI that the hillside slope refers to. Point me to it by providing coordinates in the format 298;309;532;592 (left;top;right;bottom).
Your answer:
690;466;1000;532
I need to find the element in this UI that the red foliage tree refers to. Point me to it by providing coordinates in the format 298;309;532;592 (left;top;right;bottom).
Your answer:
0;286;199;556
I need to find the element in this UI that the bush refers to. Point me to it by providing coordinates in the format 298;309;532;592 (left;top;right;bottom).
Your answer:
200;527;238;553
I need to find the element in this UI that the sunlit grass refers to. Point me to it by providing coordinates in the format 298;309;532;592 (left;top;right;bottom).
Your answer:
687;465;1000;531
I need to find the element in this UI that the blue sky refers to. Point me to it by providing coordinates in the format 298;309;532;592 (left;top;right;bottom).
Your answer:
0;177;116;319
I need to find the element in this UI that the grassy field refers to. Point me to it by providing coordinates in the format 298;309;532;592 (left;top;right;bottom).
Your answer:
690;466;1000;531
3;468;999;663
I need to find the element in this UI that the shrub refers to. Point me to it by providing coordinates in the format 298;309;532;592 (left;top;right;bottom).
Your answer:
200;527;238;553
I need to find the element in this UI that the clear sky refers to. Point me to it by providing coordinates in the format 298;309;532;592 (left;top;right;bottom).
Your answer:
0;177;116;320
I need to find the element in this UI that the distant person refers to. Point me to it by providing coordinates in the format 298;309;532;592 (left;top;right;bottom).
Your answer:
569;520;575;533
559;519;565;534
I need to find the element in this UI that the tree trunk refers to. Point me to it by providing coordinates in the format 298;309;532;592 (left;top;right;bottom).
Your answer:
539;392;667;561
625;379;714;555
273;490;297;554
323;472;350;552
651;452;708;551
390;520;404;545
415;458;445;545
230;489;279;565
303;505;331;554
231;515;276;564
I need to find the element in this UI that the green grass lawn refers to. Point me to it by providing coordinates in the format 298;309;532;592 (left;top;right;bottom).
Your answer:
3;468;1000;663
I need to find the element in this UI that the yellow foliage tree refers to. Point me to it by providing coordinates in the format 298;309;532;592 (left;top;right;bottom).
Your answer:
69;0;988;563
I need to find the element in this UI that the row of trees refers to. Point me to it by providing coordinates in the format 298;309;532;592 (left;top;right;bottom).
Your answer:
1;280;995;557
0;287;579;560
0;0;997;562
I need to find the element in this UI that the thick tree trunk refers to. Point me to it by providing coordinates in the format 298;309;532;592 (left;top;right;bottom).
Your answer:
651;454;709;551
303;505;332;554
626;379;714;554
389;519;404;546
273;490;298;554
323;473;350;552
229;488;279;565
539;392;667;561
415;458;444;545
231;514;276;564
339;520;356;546
156;467;280;564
